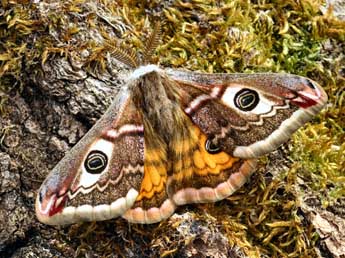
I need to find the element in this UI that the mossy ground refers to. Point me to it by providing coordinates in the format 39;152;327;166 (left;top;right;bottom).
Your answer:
1;0;344;257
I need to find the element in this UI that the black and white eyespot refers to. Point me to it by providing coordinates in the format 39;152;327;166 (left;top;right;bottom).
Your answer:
205;138;221;154
234;88;259;111
84;150;108;174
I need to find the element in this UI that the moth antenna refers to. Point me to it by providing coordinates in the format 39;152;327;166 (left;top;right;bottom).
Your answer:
110;46;139;69
128;48;140;67
142;21;162;64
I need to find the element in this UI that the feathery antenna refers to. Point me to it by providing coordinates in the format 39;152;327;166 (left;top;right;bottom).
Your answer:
110;46;139;69
109;21;161;68
142;21;162;65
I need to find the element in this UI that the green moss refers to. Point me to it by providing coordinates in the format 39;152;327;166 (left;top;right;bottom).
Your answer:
1;0;344;257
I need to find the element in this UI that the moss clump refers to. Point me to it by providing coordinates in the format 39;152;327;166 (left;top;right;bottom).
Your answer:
1;0;344;257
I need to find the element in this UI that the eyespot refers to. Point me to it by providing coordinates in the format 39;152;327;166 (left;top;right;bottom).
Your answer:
234;88;259;111
84;150;108;174
205;139;221;154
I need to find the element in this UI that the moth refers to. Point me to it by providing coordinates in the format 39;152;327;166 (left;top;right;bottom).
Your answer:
36;24;327;225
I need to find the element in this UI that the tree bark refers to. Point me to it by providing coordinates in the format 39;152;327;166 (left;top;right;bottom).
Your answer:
1;1;344;257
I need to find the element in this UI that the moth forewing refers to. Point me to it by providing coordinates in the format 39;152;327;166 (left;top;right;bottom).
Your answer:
35;86;145;225
167;70;328;158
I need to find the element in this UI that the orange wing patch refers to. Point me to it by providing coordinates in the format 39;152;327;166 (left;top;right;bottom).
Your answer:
126;122;255;223
124;145;176;224
167;124;255;206
136;147;167;201
193;132;239;175
171;125;239;182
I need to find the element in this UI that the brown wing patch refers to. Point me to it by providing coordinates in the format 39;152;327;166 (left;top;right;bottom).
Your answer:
171;71;327;159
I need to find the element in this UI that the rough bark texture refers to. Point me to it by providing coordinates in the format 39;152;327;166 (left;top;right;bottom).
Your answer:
1;1;344;257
